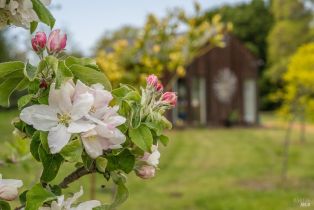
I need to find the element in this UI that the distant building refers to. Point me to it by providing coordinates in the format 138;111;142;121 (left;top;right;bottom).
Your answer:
166;35;259;126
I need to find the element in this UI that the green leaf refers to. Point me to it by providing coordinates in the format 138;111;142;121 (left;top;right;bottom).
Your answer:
30;21;38;33
0;61;24;78
65;56;97;68
19;190;28;205
0;200;10;210
111;177;129;209
107;149;135;174
69;64;112;90
96;157;108;173
24;61;38;81
16;78;30;91
0;77;24;107
31;0;55;28
129;125;153;152
159;135;169;146
56;60;73;88
30;131;41;161
39;146;63;182
144;121;163;136
82;151;94;170
124;91;141;102
25;184;56;210
40;131;49;153
112;86;132;98
18;94;34;109
60;138;82;162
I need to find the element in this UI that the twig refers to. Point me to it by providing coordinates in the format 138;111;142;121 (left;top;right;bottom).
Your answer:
58;166;96;189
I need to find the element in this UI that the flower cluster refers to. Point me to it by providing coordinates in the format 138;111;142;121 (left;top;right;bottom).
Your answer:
20;79;126;158
0;0;51;29
141;74;177;118
31;30;67;55
0;29;177;210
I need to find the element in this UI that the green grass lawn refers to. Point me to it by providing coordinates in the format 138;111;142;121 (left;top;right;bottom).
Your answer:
1;110;314;210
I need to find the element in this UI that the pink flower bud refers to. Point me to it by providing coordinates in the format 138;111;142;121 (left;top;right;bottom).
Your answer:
0;185;19;201
156;82;163;92
31;32;47;52
135;165;156;179
146;74;158;87
47;29;67;54
161;92;177;106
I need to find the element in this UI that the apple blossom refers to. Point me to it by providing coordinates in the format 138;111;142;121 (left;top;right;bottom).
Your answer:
39;187;101;210
47;29;67;54
20;80;95;154
73;80;126;158
141;145;160;167
135;165;156;179
161;92;177;106
0;174;23;201
146;74;158;88
81;105;126;159
32;31;47;52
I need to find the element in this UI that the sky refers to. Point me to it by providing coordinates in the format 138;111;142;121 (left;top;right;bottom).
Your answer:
50;0;249;55
10;0;249;56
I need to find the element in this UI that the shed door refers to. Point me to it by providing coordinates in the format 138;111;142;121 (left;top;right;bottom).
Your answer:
243;79;256;124
191;77;207;125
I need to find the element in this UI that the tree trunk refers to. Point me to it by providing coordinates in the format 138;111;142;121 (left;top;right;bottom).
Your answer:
90;173;96;199
281;118;295;183
300;114;306;144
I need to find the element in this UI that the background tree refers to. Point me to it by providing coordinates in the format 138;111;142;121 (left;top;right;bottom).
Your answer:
276;43;314;180
267;0;313;82
95;3;230;88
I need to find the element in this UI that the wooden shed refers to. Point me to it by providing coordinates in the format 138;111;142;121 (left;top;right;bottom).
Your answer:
168;35;259;126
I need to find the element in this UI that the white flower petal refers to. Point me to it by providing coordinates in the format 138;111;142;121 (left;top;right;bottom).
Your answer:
106;116;126;127
71;92;94;120
81;136;104;159
20;105;58;131
67;120;95;133
64;187;83;209
48;124;71;154
0;179;23;188
74;200;101;210
73;80;91;101
49;81;75;113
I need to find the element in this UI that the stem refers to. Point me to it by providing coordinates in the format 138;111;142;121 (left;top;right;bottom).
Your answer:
58;166;96;189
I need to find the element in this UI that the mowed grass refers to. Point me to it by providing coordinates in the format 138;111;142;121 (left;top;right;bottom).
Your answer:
1;110;314;210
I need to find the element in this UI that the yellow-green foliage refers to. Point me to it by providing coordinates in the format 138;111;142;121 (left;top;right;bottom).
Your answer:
96;3;231;87
278;43;314;120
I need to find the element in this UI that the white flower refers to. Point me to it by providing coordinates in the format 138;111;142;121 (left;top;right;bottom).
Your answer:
74;81;126;158
0;174;23;201
20;80;95;154
141;145;160;167
81;106;126;159
39;187;101;210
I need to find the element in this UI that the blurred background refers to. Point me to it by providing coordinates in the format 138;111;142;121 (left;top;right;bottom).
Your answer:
1;0;314;209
